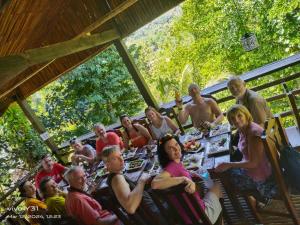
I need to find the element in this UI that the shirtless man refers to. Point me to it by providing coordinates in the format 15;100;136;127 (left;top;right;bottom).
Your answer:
176;83;224;129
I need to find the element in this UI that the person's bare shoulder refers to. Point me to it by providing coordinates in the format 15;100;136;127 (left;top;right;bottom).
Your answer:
204;97;216;106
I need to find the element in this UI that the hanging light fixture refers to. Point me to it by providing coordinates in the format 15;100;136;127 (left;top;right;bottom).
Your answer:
232;0;259;51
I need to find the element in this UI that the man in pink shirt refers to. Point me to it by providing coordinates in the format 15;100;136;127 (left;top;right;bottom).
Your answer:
65;166;119;225
93;123;124;159
35;155;67;189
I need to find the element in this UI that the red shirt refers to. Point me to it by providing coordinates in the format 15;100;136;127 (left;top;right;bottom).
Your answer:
96;132;123;155
35;163;65;188
66;191;119;225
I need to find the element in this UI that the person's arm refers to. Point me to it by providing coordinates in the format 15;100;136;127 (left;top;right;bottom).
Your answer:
121;131;130;149
249;97;269;127
135;124;152;143
165;116;180;134
112;174;148;214
215;136;265;172
209;99;224;126
151;170;189;190
177;105;190;125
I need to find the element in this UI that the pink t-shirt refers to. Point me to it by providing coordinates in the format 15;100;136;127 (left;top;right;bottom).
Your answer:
165;161;205;224
66;191;119;225
238;122;272;182
96;132;124;155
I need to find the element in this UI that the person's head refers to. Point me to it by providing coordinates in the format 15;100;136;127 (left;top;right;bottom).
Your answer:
227;104;253;129
39;177;58;198
120;115;132;129
145;106;161;123
19;181;36;198
65;166;86;190
157;134;184;168
69;138;83;151
102;146;124;173
227;76;247;99
41;155;54;172
93;123;106;138
188;83;201;98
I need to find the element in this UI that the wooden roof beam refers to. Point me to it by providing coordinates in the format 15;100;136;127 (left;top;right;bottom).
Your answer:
77;0;138;38
0;29;119;86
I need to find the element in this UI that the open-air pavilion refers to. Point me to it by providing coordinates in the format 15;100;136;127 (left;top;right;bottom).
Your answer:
0;0;300;225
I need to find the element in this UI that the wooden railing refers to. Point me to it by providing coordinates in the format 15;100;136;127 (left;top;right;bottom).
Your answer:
1;53;300;223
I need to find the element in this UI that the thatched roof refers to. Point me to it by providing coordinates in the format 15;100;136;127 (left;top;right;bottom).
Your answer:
0;0;183;114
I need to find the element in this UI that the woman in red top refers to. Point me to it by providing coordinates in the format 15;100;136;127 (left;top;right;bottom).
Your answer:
120;115;152;149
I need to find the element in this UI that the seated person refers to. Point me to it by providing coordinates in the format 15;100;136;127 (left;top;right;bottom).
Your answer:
65;166;120;225
39;176;67;216
35;155;67;189
69;138;96;166
120;115;152;149
102;146;167;225
176;83;224;130
19;180;47;225
227;76;272;127
151;134;223;224
215;104;277;204
93;123;124;159
145;106;180;140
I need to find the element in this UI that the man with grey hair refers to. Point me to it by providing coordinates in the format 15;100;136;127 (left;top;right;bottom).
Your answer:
65;166;120;225
176;83;224;130
93;123;124;159
227;76;272;127
70;138;96;166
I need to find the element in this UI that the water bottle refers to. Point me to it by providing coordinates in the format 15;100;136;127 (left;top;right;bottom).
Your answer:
196;166;213;188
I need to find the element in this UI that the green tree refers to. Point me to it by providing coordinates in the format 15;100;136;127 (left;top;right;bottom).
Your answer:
35;46;145;143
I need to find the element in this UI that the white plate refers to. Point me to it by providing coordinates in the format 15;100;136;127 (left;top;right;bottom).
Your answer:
206;133;230;156
209;124;231;137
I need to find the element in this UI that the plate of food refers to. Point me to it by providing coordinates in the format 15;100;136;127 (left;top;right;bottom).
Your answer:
183;155;202;170
123;148;137;161
209;123;231;137
126;159;145;172
186;128;203;139
96;167;109;178
206;134;230;156
184;141;204;153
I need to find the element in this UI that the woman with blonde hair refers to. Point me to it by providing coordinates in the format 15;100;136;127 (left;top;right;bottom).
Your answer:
215;104;277;205
145;106;180;140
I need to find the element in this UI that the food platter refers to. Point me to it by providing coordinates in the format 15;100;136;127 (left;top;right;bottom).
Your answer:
126;159;145;172
184;140;205;153
185;128;203;140
123;148;137;161
183;154;203;170
96;167;109;178
206;133;230;156
209;123;231;137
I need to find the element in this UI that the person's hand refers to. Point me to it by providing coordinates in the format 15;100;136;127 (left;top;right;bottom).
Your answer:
184;179;196;194
209;182;223;198
139;172;151;184
215;162;232;173
203;121;212;128
181;177;196;194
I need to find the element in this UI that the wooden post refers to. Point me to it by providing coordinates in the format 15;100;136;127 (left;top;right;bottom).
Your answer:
16;96;59;157
114;39;158;108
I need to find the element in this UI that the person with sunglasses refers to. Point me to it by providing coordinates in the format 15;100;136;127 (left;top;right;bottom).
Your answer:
151;134;223;224
69;138;96;166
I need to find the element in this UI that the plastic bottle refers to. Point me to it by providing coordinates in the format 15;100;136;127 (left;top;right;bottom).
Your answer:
196;166;214;188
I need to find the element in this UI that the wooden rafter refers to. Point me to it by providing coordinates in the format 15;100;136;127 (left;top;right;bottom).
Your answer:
0;29;119;86
77;0;138;37
0;0;138;99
